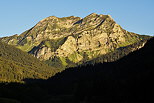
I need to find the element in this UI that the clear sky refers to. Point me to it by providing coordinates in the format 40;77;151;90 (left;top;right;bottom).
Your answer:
0;0;154;37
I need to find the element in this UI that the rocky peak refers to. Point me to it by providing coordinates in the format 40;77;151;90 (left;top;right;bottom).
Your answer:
84;13;99;19
81;13;108;25
39;16;58;22
0;13;149;68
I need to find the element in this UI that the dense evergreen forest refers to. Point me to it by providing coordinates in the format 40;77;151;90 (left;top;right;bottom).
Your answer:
0;41;57;82
0;37;153;103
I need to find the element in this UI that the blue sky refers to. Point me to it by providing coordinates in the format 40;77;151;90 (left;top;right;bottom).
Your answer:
0;0;154;37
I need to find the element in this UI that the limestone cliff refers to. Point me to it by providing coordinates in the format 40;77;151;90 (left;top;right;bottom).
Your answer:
0;13;150;68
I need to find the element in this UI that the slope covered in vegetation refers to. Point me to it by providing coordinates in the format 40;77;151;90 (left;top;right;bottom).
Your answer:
0;41;57;82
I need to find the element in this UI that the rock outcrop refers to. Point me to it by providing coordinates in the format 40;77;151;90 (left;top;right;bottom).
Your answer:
0;13;150;68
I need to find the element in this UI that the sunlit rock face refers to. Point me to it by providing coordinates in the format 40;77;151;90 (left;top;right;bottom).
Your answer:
1;13;148;68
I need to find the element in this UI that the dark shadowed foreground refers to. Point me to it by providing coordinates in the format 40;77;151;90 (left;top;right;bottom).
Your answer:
0;38;154;103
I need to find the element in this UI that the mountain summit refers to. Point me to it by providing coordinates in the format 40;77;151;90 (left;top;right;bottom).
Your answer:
0;13;150;68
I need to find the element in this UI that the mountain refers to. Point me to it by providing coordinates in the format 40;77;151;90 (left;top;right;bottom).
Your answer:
0;37;153;103
86;38;148;64
0;41;57;82
0;13;150;69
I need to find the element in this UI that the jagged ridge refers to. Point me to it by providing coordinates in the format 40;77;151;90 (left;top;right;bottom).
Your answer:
0;13;150;69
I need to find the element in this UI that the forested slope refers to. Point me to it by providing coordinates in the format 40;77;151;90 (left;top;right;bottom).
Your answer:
0;41;57;82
